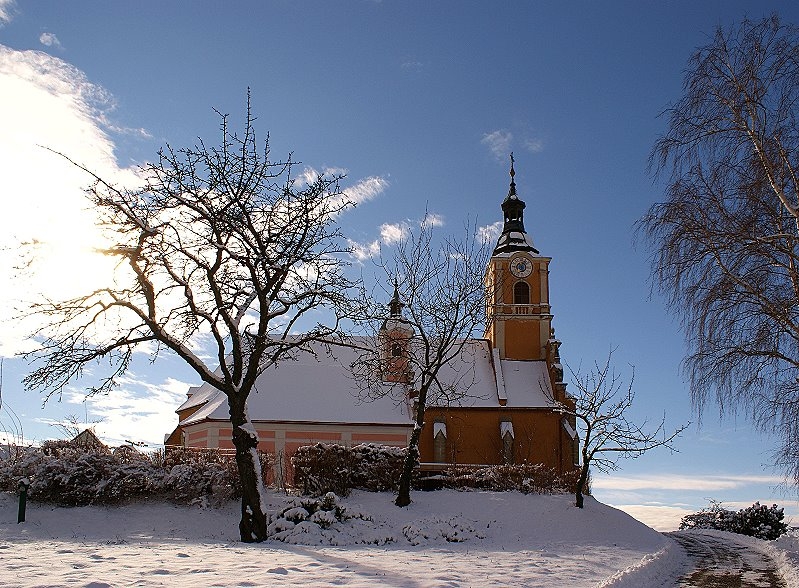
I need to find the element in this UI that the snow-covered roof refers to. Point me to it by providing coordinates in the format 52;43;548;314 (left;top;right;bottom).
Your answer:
178;337;556;427
177;384;217;412
181;339;413;426
492;230;539;257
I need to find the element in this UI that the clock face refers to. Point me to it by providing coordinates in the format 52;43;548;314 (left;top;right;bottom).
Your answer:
509;256;532;278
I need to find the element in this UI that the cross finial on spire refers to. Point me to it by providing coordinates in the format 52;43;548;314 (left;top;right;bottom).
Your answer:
507;152;517;199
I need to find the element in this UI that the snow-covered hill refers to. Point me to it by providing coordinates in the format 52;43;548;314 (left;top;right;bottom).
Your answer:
0;489;795;587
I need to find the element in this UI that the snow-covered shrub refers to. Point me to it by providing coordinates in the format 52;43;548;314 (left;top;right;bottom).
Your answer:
267;492;386;545
158;448;236;503
680;501;789;540
402;515;486;545
292;443;406;496
0;445;47;492
734;502;789;539
292;443;355;496
350;444;406;492
442;463;580;494
1;442;278;506
112;445;150;464
157;447;273;502
24;450;162;505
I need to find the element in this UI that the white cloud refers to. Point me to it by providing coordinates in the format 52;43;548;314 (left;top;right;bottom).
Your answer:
297;167;389;210
0;0;15;25
481;130;513;160
380;222;409;245
345;175;389;205
476;221;503;244
524;137;544;153
348;238;381;262
592;473;783;492
421;212;444;228
401;60;424;72
611;504;693;531
349;211;450;262
0;44;141;356
38;32;62;49
64;375;192;447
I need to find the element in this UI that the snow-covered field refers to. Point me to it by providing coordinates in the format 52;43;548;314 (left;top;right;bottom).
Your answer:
0;489;797;587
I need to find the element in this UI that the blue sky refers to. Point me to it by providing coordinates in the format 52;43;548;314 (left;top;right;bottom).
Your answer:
1;0;799;530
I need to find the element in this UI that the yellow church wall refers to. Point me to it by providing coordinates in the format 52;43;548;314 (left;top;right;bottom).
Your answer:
419;406;576;474
503;320;542;360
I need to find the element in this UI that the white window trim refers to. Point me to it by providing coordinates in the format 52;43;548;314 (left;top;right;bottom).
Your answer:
561;418;577;440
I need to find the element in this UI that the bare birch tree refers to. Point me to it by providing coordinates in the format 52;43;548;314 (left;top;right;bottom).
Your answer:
353;221;492;507
554;353;686;508
639;15;799;481
22;96;353;542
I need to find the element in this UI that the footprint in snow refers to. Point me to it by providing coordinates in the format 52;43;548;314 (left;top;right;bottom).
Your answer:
268;567;289;575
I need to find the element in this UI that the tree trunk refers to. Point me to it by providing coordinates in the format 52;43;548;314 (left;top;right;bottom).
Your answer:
230;406;269;542
575;463;589;509
396;383;428;507
395;425;421;507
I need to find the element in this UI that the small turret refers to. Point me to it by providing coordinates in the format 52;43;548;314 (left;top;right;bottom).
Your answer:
378;282;414;383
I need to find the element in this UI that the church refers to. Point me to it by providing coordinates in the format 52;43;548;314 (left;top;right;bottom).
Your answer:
165;161;579;481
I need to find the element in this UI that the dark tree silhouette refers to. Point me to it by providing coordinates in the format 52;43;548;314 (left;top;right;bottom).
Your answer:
22;96;353;542
552;353;686;508
352;221;493;507
639;15;799;482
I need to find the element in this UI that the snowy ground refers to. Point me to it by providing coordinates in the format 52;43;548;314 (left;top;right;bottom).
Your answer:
1;489;797;587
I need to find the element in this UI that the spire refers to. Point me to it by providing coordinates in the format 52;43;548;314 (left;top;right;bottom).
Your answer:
493;154;538;255
508;152;517;199
380;280;413;335
388;280;404;317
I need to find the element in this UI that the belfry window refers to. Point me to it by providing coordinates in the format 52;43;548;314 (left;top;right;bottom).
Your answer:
391;342;403;357
513;281;530;305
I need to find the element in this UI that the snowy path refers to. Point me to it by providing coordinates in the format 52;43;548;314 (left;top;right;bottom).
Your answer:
669;531;787;587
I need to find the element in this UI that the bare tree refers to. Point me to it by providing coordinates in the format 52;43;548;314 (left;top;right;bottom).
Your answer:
22;95;353;542
553;352;686;508
639;15;799;481
49;414;97;440
353;220;492;507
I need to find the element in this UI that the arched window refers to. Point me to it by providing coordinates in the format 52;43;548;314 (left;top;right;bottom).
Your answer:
513;281;530;305
391;342;403;357
433;421;447;463
500;421;515;464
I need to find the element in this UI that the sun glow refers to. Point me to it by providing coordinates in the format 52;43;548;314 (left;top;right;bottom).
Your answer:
0;44;139;355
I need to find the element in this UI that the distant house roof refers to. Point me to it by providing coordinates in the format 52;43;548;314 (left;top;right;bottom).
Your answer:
71;429;106;451
177;337;556;428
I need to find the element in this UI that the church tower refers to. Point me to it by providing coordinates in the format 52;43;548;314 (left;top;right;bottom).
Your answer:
378;282;414;384
484;155;553;361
